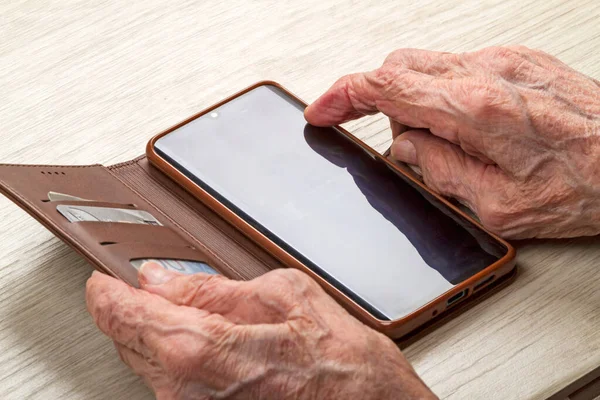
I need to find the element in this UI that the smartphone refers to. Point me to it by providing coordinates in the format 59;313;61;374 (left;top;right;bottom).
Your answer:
147;82;516;335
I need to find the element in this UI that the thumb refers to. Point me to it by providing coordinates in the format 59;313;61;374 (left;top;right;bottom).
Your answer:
138;263;285;324
139;262;245;311
138;261;180;285
390;130;489;211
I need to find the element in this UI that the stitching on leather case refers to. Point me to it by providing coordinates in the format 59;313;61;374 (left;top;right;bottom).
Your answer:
105;166;242;279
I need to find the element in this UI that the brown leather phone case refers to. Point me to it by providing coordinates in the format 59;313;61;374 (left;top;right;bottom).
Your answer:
0;157;284;286
0;82;516;340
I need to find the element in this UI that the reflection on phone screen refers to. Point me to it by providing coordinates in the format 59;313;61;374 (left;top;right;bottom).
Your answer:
154;85;507;320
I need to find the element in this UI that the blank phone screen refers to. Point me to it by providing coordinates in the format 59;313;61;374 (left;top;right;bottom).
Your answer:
154;84;507;320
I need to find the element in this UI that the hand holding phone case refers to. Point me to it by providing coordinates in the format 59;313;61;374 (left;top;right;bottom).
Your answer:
0;83;516;340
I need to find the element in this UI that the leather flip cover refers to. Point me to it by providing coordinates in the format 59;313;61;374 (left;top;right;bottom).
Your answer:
0;156;284;288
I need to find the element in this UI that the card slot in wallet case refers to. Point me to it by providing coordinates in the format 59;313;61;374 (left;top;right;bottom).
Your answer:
64;221;195;248
100;241;215;282
42;200;138;208
0;161;283;288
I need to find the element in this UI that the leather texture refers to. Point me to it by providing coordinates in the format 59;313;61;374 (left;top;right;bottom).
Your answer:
0;157;283;288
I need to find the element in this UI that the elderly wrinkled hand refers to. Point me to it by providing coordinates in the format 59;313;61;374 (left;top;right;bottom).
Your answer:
305;46;600;239
86;263;435;400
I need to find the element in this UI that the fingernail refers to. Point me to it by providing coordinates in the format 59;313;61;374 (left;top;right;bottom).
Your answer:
139;262;175;285
391;139;417;165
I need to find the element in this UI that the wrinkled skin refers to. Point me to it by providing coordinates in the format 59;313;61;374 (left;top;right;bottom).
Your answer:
87;264;436;399
87;46;600;400
305;46;600;239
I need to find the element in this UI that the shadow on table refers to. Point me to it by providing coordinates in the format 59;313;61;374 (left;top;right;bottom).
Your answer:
1;240;152;400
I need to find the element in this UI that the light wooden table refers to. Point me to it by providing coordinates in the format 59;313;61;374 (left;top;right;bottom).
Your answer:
1;1;599;399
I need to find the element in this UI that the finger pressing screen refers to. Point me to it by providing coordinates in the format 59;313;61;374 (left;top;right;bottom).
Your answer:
304;49;461;128
304;67;465;144
305;55;526;166
304;72;381;126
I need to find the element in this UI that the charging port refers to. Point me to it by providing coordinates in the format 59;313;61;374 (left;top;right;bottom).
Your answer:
446;289;468;307
474;275;495;292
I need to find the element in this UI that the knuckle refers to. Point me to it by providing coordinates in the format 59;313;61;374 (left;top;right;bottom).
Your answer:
189;273;227;291
373;64;404;87
483;46;536;78
264;268;309;288
383;48;411;64
333;73;375;113
261;268;320;299
90;295;112;323
281;267;311;280
480;46;519;60
93;287;150;335
333;73;367;97
282;268;318;289
461;81;509;120
333;74;353;90
86;277;105;305
259;269;288;288
478;200;510;233
160;317;231;373
256;270;295;299
181;274;230;306
107;293;143;332
86;275;134;322
191;272;226;289
481;46;519;62
371;65;396;91
103;301;122;330
505;44;532;54
371;65;415;99
87;285;114;319
160;338;195;372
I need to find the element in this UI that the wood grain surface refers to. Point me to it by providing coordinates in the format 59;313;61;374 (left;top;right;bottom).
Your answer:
1;1;599;399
